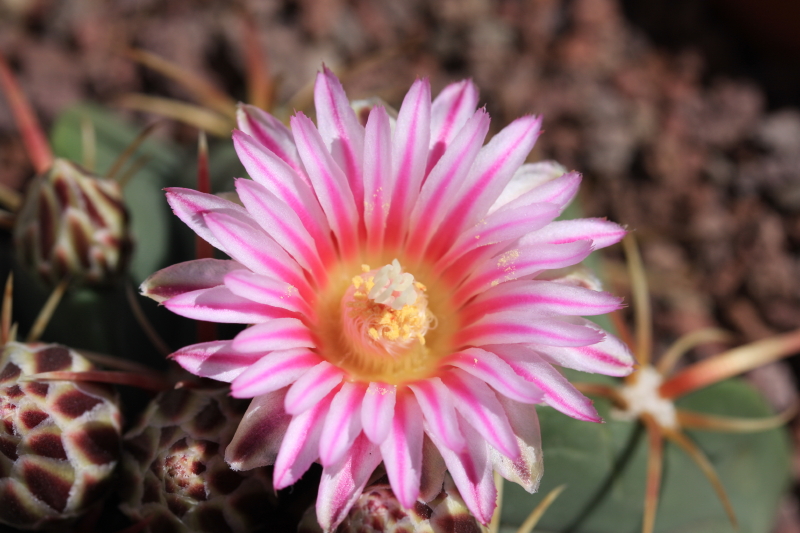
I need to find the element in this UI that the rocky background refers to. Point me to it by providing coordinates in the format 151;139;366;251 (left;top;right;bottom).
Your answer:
1;0;799;530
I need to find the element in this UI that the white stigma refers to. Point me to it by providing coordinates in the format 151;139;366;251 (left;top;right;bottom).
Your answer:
614;366;678;429
368;259;418;310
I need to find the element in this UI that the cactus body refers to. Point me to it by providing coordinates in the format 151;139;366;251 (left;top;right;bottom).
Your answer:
120;387;276;533
0;341;122;529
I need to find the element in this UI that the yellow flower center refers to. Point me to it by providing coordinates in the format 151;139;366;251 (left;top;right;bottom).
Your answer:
314;258;455;384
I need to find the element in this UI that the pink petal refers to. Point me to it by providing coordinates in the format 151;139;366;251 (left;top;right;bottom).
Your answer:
384;79;432;248
140;259;245;303
429;115;543;254
273;391;335;490
316;434;382;532
408;378;465;452
493;344;601;422
165;187;249;252
442;348;543;404
203;210;311;297
362;105;393;253
314;66;365;211
232;318;315;354
232;130;335;266
407;110;490;257
443;368;520;460
521;218;626;249
427;415;497;525
230;348;322;398
291;112;359;259
361;382;396;445
319;382;366;467
427;79;480;174
453;240;594;306
234;178;327;282
236;103;306;180
164;286;290;323
224;269;314;317
456;312;605;347
379;390;424;508
461;279;624;324
492;395;543;493
488;161;569;214
532;331;634;377
285;361;344;415
494;170;581;215
419;435;447;503
170;340;260;382
225;388;292;470
435;202;559;272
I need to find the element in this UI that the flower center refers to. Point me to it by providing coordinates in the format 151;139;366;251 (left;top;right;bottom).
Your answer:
316;258;451;384
342;260;435;357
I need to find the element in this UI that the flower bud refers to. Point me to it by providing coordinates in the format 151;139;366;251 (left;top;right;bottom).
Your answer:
14;158;131;287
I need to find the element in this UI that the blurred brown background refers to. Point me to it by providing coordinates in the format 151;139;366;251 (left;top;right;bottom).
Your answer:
1;0;800;530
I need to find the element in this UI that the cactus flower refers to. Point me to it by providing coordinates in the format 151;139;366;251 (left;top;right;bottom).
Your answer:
142;69;633;530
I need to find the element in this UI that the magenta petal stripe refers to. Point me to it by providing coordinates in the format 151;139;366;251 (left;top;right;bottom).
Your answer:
427;79;480;174
284;362;344;416
456;312;605;348
170;340;260;382
291;112;359;259
361;382;396;444
232;318;315;354
453;240;595;306
165;187;249;252
407;109;490;257
531;332;634;377
379;390;424;508
435;202;560;272
236;103;307;181
443;348;543;404
429;115;543;253
408;378;465;452
231;348;321;398
494;344;602;422
232;130;336;266
522;218;626;249
273;391;334;490
140;258;245;303
443;368;521;460
429;417;496;525
362;105;393;253
234;178;328;282
224;269;315;317
461;279;624;324
164;286;291;324
316;434;383;532
146;69;634;530
314;66;365;211
384;79;431;248
319;382;366;467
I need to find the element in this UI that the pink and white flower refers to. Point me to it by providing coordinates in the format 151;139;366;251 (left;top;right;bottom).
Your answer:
141;68;633;531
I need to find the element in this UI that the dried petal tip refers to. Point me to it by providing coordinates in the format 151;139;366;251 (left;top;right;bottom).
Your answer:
14;158;131;287
119;387;277;533
0;342;122;530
